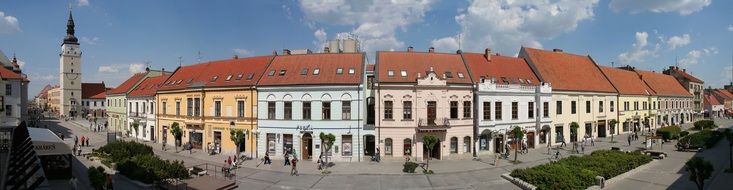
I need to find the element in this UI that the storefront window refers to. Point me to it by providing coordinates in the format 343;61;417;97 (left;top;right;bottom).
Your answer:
480;132;490;151
267;133;276;155
463;136;471;153
555;126;563;143
450;137;458;154
385;138;393;155
403;138;412;156
283;134;293;154
342;135;352;156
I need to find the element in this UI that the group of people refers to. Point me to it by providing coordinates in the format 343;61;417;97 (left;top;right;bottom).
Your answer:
207;142;219;155
72;135;90;156
260;149;299;176
627;132;640;146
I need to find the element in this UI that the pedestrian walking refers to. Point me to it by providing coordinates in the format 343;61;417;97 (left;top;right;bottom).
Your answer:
317;155;324;170
188;142;193;154
284;152;290;166
80;136;85;147
228;156;232;166
264;152;271;165
375;147;381;162
85;137;89;147
560;140;567;147
162;142;166;151
627;135;632;146
291;158;298;176
74;136;78;147
581;143;585;154
591;137;595;146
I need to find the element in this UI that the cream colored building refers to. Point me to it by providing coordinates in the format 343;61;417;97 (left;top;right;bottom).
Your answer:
598;66;657;135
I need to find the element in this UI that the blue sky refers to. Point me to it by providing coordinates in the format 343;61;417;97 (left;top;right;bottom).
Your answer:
0;0;731;97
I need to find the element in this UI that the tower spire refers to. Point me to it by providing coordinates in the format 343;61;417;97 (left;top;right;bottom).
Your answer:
63;8;79;45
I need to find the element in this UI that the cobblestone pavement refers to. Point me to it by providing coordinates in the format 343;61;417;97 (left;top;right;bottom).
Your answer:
49;117;733;190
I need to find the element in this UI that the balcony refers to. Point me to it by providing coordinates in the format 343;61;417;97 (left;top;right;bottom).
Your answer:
417;117;450;132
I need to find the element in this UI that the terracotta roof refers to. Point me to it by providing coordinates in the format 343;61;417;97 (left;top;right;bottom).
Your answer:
0;67;23;80
704;94;721;106
598;66;655;96
128;75;169;97
377;51;472;84
635;70;692;97
107;73;146;95
37;85;53;98
667;67;704;83
463;52;540;85
366;64;375;72
520;47;616;93
159;55;275;91
258;53;363;86
712;89;733;100
82;83;107;99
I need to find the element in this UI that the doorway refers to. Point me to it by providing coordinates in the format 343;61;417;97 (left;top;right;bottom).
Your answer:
364;135;375;156
302;133;313;160
526;132;535;148
427;101;437;125
494;135;504;154
214;131;222;154
598;123;607;137
150;125;155;142
423;138;441;160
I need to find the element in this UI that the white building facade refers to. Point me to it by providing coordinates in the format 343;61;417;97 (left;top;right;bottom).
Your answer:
127;97;156;141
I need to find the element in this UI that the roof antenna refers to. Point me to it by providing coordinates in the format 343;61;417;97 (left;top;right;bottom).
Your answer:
611;61;614;67
457;33;462;51
178;56;182;67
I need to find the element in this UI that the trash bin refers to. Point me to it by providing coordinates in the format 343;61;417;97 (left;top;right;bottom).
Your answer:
596;176;606;188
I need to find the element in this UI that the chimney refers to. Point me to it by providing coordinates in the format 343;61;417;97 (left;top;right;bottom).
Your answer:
552;48;563;53
272;50;278;55
233;55;239;59
428;47;435;53
283;49;291;55
324;47;330;53
407;46;413;52
484;48;492;61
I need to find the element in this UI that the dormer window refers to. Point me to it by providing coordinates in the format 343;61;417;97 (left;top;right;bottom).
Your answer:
211;76;218;82
336;68;344;75
225;75;232;81
387;70;395;77
246;73;254;80
313;68;320;75
457;72;465;78
445;72;453;78
268;70;275;76
279;70;287;76
348;68;355;75
400;70;407;77
236;73;243;80
301;68;308;75
187;79;193;84
176;80;182;84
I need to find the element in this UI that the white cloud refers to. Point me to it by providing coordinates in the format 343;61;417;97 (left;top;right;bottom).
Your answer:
27;73;56;82
97;63;146;74
618;31;661;64
432;0;599;55
728;25;733;32
679;47;718;66
77;0;90;7
609;0;711;15
233;48;252;56
298;0;435;53
128;63;145;73
665;34;690;49
314;28;327;42
430;36;459;52
17;60;25;69
80;36;100;45
98;65;119;73
720;66;733;86
0;11;20;34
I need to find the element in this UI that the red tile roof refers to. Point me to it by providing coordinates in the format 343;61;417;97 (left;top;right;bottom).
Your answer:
128;75;169;97
598;66;655;96
635;70;692;97
82;83;107;99
258;53;364;86
667;67;704;83
107;73;146;95
712;89;733;100
377;51;472;84
704;94;721;106
37;84;53;98
463;52;540;85
159;55;275;91
520;47;616;93
0;67;23;80
366;64;375;72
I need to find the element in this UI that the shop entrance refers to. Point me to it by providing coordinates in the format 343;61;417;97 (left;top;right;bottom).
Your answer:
423;139;441;160
364;135;375;156
526;132;535;148
302;133;313;160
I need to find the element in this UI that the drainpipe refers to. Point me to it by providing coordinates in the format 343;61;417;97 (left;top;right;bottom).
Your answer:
472;84;478;158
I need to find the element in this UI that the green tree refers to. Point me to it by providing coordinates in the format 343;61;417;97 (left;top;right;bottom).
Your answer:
609;119;618;142
320;132;336;169
570;122;579;142
131;121;140;141
724;129;733;172
170;122;183;151
685;157;713;190
422;135;439;172
87;166;106;190
230;129;247;156
512;126;524;163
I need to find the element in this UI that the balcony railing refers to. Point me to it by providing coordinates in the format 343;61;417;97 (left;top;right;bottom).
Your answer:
418;117;450;128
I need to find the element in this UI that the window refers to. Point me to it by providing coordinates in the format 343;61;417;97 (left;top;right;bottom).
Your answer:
342;135;352;156
322;101;331;120
457;72;465;78
387;70;395;77
214;100;222;117
610;101;615;112
585;101;591;113
5;105;11;116
599;101;604;113
162;102;167;115
634;101;638;110
313;68;320;75
246;73;254;80
348;68;355;75
150;102;154;114
483;102;491;120
279;70;287;76
342;101;351;120
450;101;459;119
543;102;549;118
237;100;245;118
211;76;218;82
301;68;308;75
187;98;193;116
404;138;412;156
303;102;311;120
283;101;292;120
267;102;275;119
571;101;577;114
175;101;180;116
267;133;276;155
643;102;647;110
142;102;146;114
445;72;453;78
268;70;275;76
336;68;343;74
400;70;407;77
385;138;393;155
384;101;393;119
556;101;562;115
403;101;412;120
652;101;655;110
463;101;471;118
528;102;534;119
463;136;471;153
555;126;564;143
512;102;518;119
225;75;232;81
450;137;458;154
194;98;201;116
495;102;502;120
94;101;97;107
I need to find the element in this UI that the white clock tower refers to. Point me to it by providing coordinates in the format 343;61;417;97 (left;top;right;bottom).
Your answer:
59;10;82;117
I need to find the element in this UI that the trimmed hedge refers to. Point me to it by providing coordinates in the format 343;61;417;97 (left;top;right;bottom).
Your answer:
403;161;418;173
678;130;723;149
116;155;188;184
96;141;153;163
656;126;682;140
510;150;652;190
680;131;690;137
693;120;717;130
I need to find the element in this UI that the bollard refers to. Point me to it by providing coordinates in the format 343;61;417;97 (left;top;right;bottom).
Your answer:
596;176;605;188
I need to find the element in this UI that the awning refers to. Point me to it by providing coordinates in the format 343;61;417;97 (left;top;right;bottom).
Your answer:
28;127;72;156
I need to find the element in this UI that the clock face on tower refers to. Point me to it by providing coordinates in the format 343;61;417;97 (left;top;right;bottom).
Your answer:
65;72;80;80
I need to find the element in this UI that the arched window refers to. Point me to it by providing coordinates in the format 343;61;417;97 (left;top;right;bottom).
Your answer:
385;138;393;155
403;138;412;156
450;137;458;154
463;136;471;153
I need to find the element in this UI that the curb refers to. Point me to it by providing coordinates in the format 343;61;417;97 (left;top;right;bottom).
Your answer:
501;173;536;190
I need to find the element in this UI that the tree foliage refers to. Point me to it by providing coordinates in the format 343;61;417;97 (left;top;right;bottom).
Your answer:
685;157;713;190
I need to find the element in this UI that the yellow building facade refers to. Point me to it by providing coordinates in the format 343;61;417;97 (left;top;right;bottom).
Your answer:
201;88;258;157
617;95;657;134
